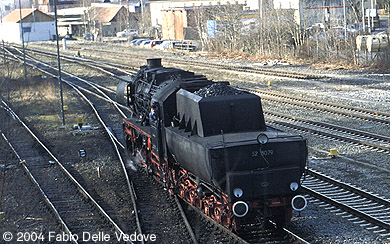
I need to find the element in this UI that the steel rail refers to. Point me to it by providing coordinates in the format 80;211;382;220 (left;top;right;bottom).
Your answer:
248;88;390;120
19;44;388;127
257;92;390;125
8;45;118;94
39;61;143;243
182;198;311;244
17;43;325;80
4;49;129;114
4;44;314;244
9;44;137;79
1;99;132;243
0;132;77;244
303;185;390;231
174;196;199;244
302;169;390;232
282;227;311;244
266;110;390;143
6;46;208;243
306;169;390;207
165;58;325;80
2;49;139;242
5;46;127;145
265;111;390;152
181;199;249;244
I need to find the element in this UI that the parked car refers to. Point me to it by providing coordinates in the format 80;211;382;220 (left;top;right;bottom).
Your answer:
116;29;138;38
139;40;151;48
144;40;164;48
347;23;363;33
83;33;92;40
154;40;180;50
130;39;149;46
130;39;139;45
64;33;77;40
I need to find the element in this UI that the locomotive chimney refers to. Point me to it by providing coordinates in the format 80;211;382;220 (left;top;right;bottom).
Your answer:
147;58;162;69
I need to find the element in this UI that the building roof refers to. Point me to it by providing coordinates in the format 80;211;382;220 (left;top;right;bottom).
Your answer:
90;5;125;23
3;9;54;23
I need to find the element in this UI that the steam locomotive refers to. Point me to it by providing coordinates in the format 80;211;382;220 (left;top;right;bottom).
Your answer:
116;58;308;231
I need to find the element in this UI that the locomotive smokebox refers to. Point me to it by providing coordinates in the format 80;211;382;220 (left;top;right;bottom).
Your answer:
147;58;162;69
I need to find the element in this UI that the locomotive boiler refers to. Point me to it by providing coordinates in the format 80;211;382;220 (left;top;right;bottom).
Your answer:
117;58;308;231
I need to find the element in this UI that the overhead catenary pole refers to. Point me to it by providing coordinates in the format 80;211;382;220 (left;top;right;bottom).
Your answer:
2;41;5;66
343;0;347;41
258;0;264;54
53;0;65;126
362;0;365;32
141;0;144;33
374;0;377;31
371;0;374;32
18;0;27;83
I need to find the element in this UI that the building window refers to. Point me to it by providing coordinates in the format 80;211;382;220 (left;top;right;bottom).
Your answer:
35;16;39;22
23;27;32;33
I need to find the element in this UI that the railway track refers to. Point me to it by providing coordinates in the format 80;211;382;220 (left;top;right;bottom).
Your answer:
265;110;390;154
33;45;389;132
8;45;390;150
3;46;201;243
247;88;390;126
303;169;390;238
12;44;390;239
22;42;327;80
161;56;326;80
181;198;310;244
2;44;314;243
17;45;390;138
9;43;390;242
15;45;138;77
0;99;132;244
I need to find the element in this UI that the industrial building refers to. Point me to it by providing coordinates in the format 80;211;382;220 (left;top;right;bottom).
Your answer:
0;8;55;43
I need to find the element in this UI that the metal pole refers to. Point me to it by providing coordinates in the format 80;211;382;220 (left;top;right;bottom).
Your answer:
362;0;365;32
2;41;5;65
371;0;374;32
126;0;130;31
343;0;347;41
18;0;27;83
258;0;264;54
374;0;377;31
3;40;10;101
141;0;144;32
54;0;65;126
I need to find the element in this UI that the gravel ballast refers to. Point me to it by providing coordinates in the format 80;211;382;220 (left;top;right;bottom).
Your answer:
3;40;390;243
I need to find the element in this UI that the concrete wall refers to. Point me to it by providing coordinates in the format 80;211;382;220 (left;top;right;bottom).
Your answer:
162;9;187;40
0;23;21;43
0;21;56;43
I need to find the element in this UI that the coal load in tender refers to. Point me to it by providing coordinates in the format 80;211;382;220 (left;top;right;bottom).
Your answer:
194;82;243;97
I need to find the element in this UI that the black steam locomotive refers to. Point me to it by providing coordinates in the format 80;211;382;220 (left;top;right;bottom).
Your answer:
117;58;308;231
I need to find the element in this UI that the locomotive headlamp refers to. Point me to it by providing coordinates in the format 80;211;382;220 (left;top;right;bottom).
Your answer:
257;133;269;145
233;188;243;198
291;195;307;211
290;182;299;191
232;201;249;217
